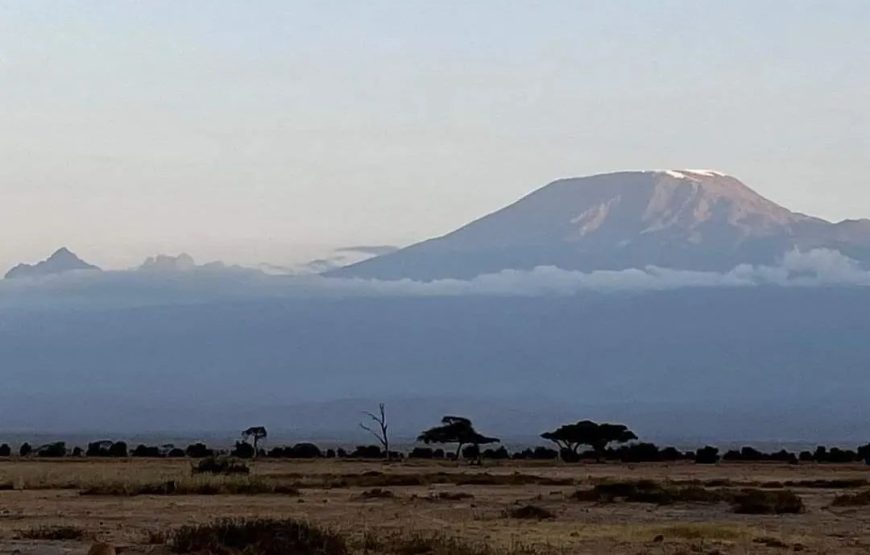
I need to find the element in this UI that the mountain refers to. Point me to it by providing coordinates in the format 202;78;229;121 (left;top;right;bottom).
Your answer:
5;247;101;279
334;170;870;280
139;253;198;272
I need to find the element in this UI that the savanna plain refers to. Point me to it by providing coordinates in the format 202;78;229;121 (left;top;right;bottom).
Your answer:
1;457;870;555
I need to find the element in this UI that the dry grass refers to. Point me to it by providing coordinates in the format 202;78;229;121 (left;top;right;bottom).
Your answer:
81;476;300;496
0;458;867;554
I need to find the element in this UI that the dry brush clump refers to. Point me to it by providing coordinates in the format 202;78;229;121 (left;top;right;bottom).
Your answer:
730;489;805;514
504;504;556;520
170;518;348;555
18;525;87;541
191;456;250;475
571;480;805;514
830;490;870;507
356;530;541;555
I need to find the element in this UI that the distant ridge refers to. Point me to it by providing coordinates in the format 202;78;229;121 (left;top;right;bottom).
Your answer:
332;170;870;280
5;247;101;279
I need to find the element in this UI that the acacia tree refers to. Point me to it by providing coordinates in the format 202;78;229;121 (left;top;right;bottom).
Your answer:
359;403;390;460
541;420;637;461
418;416;499;461
242;426;268;457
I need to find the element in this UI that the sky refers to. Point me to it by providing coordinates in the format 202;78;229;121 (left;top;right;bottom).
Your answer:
1;1;868;271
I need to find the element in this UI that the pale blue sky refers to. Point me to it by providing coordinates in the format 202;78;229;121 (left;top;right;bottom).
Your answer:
1;1;868;270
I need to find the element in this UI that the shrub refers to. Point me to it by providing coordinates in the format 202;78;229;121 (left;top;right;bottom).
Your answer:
170;518;348;555
168;448;186;458
132;444;162;457
461;444;480;460
108;441;128;458
660;447;685;461
730;489;804;514
36;442;66;458
0;444;10;457
482;446;510;460
831;490;870;507
695;446;719;464
505;505;555;520
185;443;214;458
409;447;435;459
573;480;724;506
19;443;32;457
87;441;114;457
231;441;255;459
349;445;383;459
616;442;662;463
192;456;250;476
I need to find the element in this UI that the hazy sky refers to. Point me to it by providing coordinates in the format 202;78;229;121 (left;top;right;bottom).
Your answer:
1;1;868;270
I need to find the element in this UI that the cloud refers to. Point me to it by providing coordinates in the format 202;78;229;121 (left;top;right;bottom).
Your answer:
334;245;400;256
0;249;868;310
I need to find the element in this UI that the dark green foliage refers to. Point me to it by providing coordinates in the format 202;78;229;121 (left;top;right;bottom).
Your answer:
482;446;510;460
132;444;163;457
695;446;720;464
613;442;662;462
231;441;255;459
730;489;805;514
858;444;870;465
192;456;250;475
0;444;10;457
541;420;637;461
267;443;323;458
409;447;435;459
462;444;480;460
36;442;66;458
185;442;214;458
87;440;114;457
349;445;383;459
170;518;348;555
108;441;128;457
19;443;32;457
242;426;268;457
418;416;499;459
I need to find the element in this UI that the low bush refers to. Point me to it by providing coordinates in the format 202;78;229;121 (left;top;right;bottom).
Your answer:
730;489;805;514
18;526;86;540
170;518;347;555
505;504;555;520
831;490;870;507
192;456;250;475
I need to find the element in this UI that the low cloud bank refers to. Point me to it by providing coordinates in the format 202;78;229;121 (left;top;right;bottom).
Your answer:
1;249;868;310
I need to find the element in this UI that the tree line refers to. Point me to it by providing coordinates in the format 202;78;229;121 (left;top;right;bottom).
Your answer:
2;411;869;465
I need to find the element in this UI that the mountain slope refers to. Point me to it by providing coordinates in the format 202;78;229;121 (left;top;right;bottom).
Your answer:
334;170;870;279
5;247;101;279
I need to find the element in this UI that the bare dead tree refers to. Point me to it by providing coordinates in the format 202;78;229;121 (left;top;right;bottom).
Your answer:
360;403;390;460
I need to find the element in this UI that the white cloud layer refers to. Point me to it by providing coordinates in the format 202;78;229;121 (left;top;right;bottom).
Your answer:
1;249;868;310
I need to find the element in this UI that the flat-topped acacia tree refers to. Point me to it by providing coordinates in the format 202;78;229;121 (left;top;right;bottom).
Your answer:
541;420;637;461
242;426;268;458
417;416;499;461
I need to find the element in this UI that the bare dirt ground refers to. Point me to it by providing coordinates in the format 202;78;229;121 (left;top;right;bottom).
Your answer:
1;458;869;554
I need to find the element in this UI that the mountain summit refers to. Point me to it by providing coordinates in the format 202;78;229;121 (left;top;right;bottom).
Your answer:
5;247;101;279
334;170;870;279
